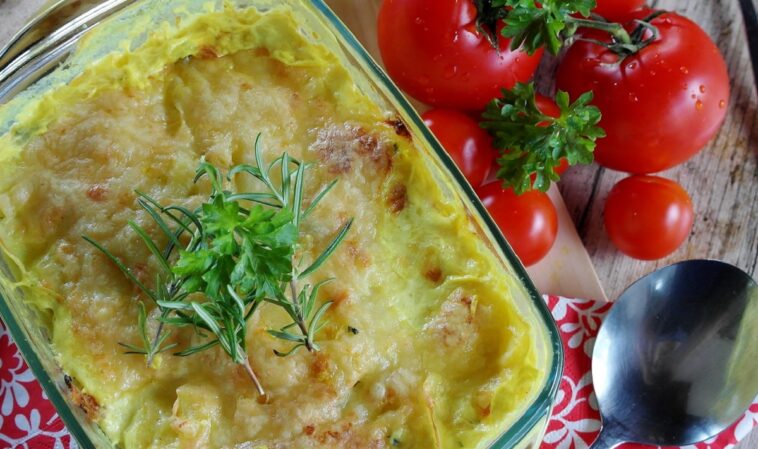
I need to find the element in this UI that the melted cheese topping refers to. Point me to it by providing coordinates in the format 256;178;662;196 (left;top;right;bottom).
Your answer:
0;6;546;449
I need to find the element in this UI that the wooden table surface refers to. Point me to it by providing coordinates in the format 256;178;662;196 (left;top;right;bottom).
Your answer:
0;0;756;448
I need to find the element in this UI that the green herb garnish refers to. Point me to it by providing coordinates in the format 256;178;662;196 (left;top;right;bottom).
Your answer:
481;82;605;194
84;134;352;396
474;0;665;57
497;0;596;55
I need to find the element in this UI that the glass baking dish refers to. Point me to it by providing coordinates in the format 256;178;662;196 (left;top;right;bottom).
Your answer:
0;1;564;448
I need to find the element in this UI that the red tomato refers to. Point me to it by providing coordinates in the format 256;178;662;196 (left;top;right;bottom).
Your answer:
377;0;543;110
604;175;694;260
423;109;495;186
556;10;730;174
593;0;645;20
476;182;558;266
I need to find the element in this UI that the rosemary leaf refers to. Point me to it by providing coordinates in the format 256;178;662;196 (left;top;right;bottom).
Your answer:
299;219;354;278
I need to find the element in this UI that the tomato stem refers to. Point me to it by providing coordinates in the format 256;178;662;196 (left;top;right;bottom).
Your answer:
567;17;632;45
566;10;666;59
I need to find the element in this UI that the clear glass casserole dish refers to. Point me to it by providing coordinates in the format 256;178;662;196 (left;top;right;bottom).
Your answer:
0;1;563;448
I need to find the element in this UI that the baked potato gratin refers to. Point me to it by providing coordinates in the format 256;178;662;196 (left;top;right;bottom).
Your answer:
0;4;548;449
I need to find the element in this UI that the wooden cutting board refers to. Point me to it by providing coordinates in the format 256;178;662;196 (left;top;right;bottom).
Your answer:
323;0;608;301
0;0;608;301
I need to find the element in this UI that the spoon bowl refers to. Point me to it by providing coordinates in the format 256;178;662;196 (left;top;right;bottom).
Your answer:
591;260;758;448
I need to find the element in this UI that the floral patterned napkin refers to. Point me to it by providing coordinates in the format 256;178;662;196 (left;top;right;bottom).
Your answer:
1;296;756;449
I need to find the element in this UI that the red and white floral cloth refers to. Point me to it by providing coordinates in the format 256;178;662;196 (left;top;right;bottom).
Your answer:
1;295;756;449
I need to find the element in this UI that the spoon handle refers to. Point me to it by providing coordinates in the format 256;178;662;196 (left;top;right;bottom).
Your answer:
590;425;623;449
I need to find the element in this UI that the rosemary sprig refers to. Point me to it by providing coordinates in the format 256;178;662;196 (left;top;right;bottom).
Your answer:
83;134;352;396
117;302;177;361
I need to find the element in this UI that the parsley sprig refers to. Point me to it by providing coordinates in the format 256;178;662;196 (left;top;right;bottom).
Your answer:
481;82;605;194
499;0;595;54
84;135;352;396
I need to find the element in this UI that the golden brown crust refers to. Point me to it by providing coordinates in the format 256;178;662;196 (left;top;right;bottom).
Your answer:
311;124;395;175
197;45;220;59
65;375;100;420
385;118;411;140
387;184;407;213
85;185;108;202
424;267;443;284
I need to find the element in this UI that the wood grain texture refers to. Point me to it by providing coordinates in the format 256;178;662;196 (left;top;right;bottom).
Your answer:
0;0;756;447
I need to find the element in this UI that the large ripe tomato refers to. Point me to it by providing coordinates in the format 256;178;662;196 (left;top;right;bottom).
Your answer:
556;10;730;174
377;0;543;110
604;175;694;260
593;0;645;20
422;109;495;186
476;182;558;266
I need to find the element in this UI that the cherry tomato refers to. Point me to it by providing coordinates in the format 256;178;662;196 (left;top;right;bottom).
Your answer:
593;0;645;20
604;175;694;260
556;10;730;174
378;0;543;110
476;182;558;266
423;109;495;186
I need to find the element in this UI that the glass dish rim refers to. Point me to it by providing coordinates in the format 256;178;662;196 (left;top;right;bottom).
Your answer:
0;1;565;448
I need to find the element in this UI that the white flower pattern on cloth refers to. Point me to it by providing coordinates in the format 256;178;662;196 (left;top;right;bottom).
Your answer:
551;296;608;357
0;297;755;449
543;372;602;449
1;331;33;416
1;322;76;449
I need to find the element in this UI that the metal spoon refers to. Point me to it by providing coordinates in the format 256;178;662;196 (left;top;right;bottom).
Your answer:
591;260;758;449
